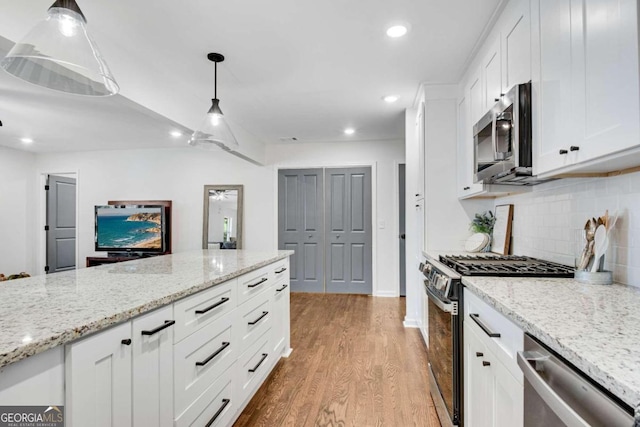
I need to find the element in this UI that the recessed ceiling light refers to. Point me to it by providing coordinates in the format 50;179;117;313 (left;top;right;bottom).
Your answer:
20;137;33;144
344;128;355;135
386;25;408;38
383;95;399;103
170;130;182;138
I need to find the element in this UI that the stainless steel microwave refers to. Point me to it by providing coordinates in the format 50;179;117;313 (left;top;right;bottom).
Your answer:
473;82;541;185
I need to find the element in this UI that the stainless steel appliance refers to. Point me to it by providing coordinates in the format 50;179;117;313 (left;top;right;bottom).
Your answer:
420;257;463;427
473;82;548;185
518;334;634;426
421;254;575;427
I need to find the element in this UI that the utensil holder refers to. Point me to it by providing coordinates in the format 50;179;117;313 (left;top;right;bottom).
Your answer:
575;270;613;285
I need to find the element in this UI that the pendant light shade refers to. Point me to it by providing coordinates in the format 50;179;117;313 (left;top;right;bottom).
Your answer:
0;0;119;96
189;53;239;148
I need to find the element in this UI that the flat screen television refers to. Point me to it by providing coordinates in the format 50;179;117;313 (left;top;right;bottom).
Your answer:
94;205;166;254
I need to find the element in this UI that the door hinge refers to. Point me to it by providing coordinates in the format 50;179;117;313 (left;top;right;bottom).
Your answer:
44;266;50;272
44;225;49;231
44;185;50;191
451;301;459;316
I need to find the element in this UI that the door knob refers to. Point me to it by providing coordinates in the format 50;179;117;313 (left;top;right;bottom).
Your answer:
400;234;406;240
336;235;341;239
308;235;312;239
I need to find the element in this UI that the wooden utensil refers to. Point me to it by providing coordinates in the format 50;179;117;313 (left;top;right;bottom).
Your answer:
591;225;607;273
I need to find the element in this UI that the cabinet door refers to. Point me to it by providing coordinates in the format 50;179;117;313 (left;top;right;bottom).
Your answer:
272;280;290;355
416;102;426;200
493;358;524;427
457;96;484;198
469;68;484;124
65;322;132;427
502;0;531;91
132;306;174;427
464;323;493;427
483;38;503;112
571;0;640;162
531;0;576;175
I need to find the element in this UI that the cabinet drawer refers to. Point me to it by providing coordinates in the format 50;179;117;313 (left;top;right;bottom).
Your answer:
464;288;523;378
174;368;235;427
270;259;289;283
236;331;273;407
173;279;236;343
237;267;271;305
174;315;235;417
236;293;272;354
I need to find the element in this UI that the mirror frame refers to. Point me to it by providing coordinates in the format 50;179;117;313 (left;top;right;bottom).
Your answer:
202;184;244;249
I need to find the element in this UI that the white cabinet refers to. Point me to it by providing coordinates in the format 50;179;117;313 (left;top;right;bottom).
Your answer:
272;280;290;355
533;0;640;176
65;322;133;427
457;95;484;198
131;305;174;427
464;288;524;427
482;38;503;111
416;102;426;200
468;67;484;124
502;0;531;91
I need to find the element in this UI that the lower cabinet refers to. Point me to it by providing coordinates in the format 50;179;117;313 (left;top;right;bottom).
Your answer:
463;288;523;427
65;258;291;427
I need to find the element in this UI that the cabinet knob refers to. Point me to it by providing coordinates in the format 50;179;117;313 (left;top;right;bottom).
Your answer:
415;193;420;197
570;146;580;151
559;149;568;155
121;339;132;346
415;205;420;208
482;361;491;367
464;187;470;191
494;98;500;102
475;352;483;357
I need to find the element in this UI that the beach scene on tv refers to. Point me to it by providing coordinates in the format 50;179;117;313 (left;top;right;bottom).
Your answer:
96;206;163;250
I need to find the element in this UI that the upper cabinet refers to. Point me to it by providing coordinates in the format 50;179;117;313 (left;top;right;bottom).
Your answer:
416;102;426;200
532;0;640;176
502;0;531;91
482;38;503;112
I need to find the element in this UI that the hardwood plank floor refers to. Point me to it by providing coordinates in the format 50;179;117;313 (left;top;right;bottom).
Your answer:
234;293;441;427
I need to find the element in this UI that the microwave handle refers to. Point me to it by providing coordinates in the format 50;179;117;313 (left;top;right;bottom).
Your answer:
491;111;499;161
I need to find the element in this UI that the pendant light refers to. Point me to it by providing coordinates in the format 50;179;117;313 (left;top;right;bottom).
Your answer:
0;0;119;96
189;53;239;148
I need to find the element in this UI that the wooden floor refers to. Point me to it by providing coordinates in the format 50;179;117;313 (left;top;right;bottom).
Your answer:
234;293;441;427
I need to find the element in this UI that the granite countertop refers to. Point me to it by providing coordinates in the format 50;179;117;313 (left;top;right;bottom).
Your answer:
461;275;640;409
0;249;293;369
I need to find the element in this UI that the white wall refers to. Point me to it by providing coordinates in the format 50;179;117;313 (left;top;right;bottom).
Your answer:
495;172;640;287
35;147;276;266
0;146;36;275
265;139;405;297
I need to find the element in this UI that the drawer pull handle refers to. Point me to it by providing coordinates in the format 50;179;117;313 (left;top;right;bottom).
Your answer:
559;149;568;155
276;284;288;292
570;146;580;151
248;311;269;325
205;398;231;427
483;361;491;367
196;342;230;367
141;320;175;336
463;187;470;191
248;277;268;288
121;339;132;346
469;314;501;338
275;267;287;274
475;352;483;357
195;297;230;315
248;353;268;373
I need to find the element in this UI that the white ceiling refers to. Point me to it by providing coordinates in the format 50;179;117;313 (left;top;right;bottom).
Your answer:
0;0;504;154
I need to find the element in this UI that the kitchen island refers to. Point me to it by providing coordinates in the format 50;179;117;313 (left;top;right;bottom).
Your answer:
0;249;293;426
462;275;640;417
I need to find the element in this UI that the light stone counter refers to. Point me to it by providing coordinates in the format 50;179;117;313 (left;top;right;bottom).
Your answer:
462;275;640;409
0;249;292;369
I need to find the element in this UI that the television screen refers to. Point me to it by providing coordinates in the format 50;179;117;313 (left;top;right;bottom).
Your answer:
95;205;165;253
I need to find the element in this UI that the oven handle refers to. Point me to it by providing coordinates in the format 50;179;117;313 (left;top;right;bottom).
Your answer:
425;287;452;313
517;351;590;427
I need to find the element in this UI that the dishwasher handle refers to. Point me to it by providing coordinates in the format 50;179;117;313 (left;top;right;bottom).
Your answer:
517;351;591;427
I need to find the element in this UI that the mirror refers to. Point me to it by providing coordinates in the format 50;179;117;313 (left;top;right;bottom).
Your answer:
203;185;243;249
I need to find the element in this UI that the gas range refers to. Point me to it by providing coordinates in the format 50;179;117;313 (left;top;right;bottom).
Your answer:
438;254;575;278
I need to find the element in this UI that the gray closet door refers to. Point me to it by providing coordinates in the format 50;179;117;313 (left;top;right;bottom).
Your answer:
325;167;372;294
278;169;324;292
46;175;76;273
399;164;406;297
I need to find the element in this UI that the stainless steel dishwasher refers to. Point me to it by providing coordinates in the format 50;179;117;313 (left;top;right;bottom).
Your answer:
517;334;634;427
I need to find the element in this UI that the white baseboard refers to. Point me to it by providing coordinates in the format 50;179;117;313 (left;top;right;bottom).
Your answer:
403;317;420;328
374;290;398;298
282;347;293;358
420;327;429;346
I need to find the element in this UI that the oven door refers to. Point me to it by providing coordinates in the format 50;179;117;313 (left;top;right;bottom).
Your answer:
427;286;461;426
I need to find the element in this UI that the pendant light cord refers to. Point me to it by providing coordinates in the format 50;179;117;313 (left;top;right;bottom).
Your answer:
214;61;217;99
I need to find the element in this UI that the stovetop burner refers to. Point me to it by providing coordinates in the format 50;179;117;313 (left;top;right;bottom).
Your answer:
439;254;574;278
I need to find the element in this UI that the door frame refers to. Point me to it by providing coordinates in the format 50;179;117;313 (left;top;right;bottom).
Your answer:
37;170;80;275
395;161;405;297
273;162;381;296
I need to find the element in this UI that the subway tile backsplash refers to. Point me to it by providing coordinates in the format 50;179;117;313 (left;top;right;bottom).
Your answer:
495;171;640;287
